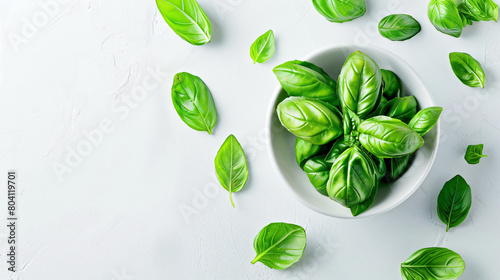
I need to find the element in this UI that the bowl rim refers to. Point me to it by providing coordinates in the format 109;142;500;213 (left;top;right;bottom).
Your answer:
265;44;440;219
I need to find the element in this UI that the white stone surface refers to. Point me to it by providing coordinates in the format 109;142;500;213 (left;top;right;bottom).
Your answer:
0;0;499;279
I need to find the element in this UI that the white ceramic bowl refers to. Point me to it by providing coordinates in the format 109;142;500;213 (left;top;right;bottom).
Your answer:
266;45;440;219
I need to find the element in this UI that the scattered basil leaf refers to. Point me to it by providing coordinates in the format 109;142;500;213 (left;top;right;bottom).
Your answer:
458;0;498;23
304;156;332;196
250;30;275;64
380;96;418;123
449;52;486;88
378;14;421;41
401;247;465;280
428;0;464;38
156;0;211;45
327;146;376;207
276;97;343;145
408;107;443;136
338;51;383;119
171;72;217;134
381;69;402;100
273;60;338;105
358;116;424;158
350;181;379;216
325;137;350;164
464;144;487;164
251;222;306;269
437;175;472;231
214;134;248;207
295;138;325;169
312;0;366;23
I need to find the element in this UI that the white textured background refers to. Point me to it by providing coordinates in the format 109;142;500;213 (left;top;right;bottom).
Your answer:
0;0;499;279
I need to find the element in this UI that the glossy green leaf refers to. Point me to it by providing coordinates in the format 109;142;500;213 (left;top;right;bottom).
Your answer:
273;60;338;105
304;156;332;196
437;175;472;231
277;97;343;145
372;156;387;181
401;247;465;280
214;134;248;207
464;144;487;164
381;69;402;100
312;0;366;23
408;107;443;136
156;0;211;45
449;52;486;88
325;137;350;164
250;30;275;64
378;14;421;41
338;51;383;119
171;72;217;134
458;0;498;23
384;154;413;183
350;181;378;216
327;146;376;207
358;116;424;158
295;138;325;168
428;0;463;38
251;222;306;269
380;96;418;123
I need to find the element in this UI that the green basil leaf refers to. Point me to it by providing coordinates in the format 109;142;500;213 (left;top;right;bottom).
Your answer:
338;51;383;119
380;96;418;123
350;180;379;216
171;72;217;134
325;137;351;164
251;222;306;269
458;0;498;23
312;0;366;23
428;0;463;38
464;144;487;164
358;116;424;158
156;0;211;45
327;146;376;207
383;154;413;183
372;156;387;181
304;156;332;196
295;138;325;169
408;106;443;136
277;97;343;145
378;14;421;41
250;30;275;64
214;134;248;207
401;247;465;280
437;175;472;231
273;60;338;105
381;69;402;100
449;52;486;88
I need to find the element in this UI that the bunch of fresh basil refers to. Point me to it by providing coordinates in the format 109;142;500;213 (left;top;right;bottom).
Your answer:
274;51;443;216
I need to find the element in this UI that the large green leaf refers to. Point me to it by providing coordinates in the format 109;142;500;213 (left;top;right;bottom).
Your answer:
464;144;487;164
449;52;486;88
408;107;443;136
250;30;275;64
378;14;421;41
156;0;211;45
251;223;306;269
171;72;217;134
401;247;465;280
214;134;248;207
304;156;332;196
312;0;366;23
437;175;472;231
428;0;463;38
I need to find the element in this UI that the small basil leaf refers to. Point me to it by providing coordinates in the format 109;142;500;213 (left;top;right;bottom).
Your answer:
437;175;472;231
380;96;418;123
295;138;325;169
250;30;275;64
338;51;383;119
156;0;211;45
408;106;443;136
273;60;338;105
358;116;424;158
251;223;306;269
378;14;421;41
449;52;486;88
325;137;351;164
401;247;465;280
312;0;366;23
428;0;463;38
464;144;487;164
304;156;332;196
214;134;248;207
277;97;343;145
381;69;402;100
350;180;379;216
458;0;498;23
383;154;413;183
327;146;376;207
171;72;217;134
372;156;387;181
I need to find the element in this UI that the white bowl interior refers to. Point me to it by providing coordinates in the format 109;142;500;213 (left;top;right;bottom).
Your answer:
266;45;439;219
